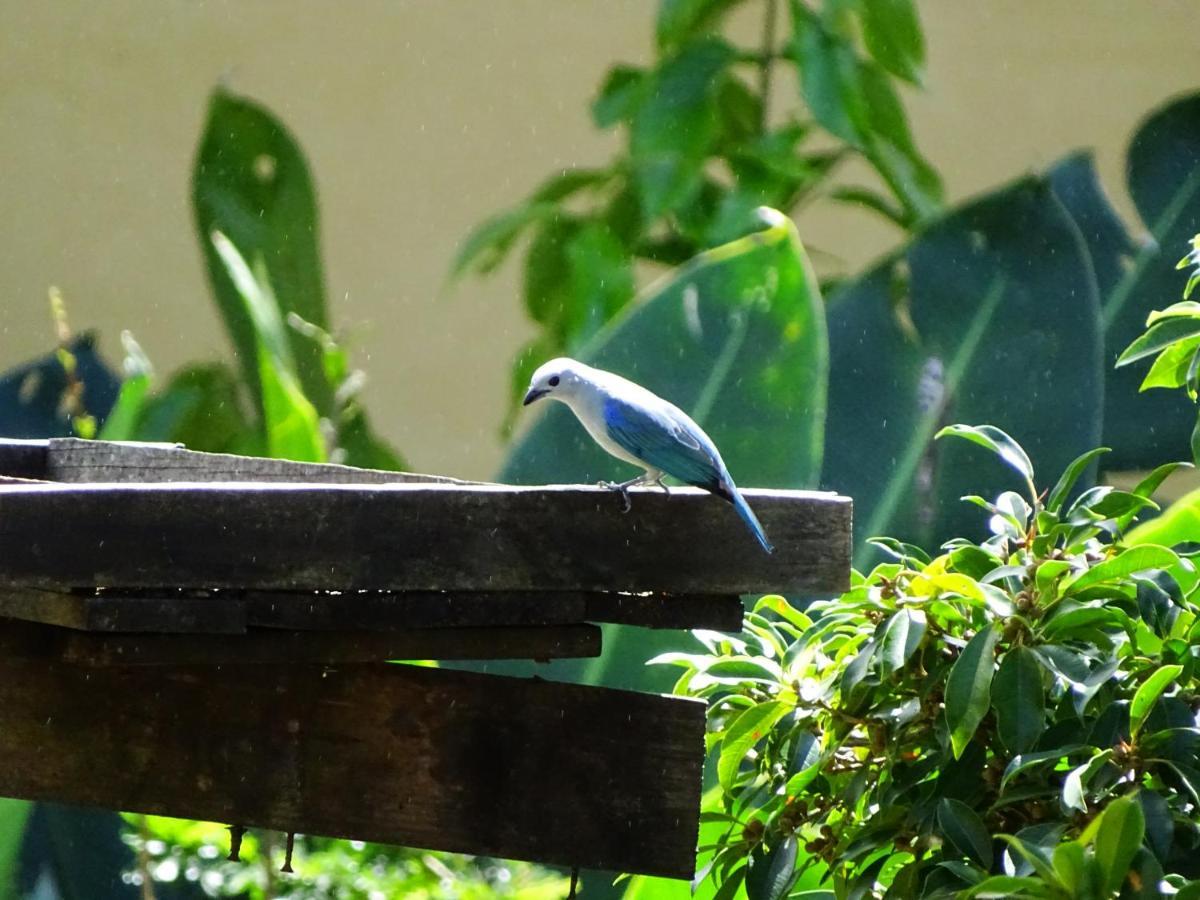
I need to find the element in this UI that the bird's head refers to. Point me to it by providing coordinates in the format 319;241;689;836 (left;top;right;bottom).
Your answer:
523;357;588;406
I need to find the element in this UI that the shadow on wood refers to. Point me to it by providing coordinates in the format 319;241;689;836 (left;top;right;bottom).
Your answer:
0;657;705;879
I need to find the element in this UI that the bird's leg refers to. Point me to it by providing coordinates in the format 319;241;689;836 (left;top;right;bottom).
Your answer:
598;472;656;513
650;473;671;496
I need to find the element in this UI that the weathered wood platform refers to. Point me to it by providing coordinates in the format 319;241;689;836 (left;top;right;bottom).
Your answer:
0;437;853;879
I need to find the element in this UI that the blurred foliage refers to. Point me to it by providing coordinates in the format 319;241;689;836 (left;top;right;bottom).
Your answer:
651;426;1200;898
452;0;941;432
1116;234;1200;466
122;816;568;900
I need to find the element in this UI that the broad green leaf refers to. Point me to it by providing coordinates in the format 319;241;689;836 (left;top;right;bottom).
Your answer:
1116;317;1200;366
1051;842;1090;895
717;700;789;793
1148;299;1200;322
193;88;332;415
631;38;733;218
1138;789;1173;864
858;0;924;84
1094;795;1145;896
791;3;868;146
0;799;30;900
945;624;998;758
877;608;926;677
823;178;1102;563
1061;749;1113;813
1127;486;1200;573
964;875;1053;899
497;210;827;691
1139;336;1200;390
1046;447;1110;513
1130;664;1183;738
993;648;1045;754
745;835;798;900
937;799;992;867
1062;544;1179;594
1098;96;1200;467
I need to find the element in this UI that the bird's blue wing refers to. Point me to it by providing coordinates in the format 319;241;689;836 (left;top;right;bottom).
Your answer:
602;396;724;491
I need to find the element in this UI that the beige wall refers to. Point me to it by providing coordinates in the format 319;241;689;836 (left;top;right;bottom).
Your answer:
2;2;1197;479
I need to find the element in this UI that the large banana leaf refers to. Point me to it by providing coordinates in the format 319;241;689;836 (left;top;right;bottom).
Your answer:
822;177;1103;561
1094;95;1200;468
496;209;828;690
193;88;331;413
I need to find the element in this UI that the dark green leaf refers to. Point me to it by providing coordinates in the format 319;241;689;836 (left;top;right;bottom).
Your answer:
790;3;868;146
964;875;1053;898
451;202;555;280
945;624;998;758
878;608;926;677
1138;789;1173;863
824;178;1102;562
1102;96;1200;468
745;835;797;900
631;38;733;218
858;0;924;83
656;0;737;49
1001;826;1063;882
993;648;1045;754
193;88;332;414
1061;749;1113;813
935;424;1034;492
1001;746;1090;792
937;798;992;867
1094;795;1145;896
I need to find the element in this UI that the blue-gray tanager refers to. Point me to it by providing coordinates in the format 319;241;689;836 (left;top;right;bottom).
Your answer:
522;358;774;553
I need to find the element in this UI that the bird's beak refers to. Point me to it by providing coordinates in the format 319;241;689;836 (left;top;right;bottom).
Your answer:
522;387;548;406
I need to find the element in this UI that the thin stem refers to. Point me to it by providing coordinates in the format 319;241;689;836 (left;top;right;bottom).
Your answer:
759;0;778;131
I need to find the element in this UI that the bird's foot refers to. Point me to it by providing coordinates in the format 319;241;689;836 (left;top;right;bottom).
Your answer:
598;480;634;513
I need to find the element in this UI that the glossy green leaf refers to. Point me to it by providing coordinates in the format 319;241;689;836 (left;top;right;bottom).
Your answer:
193;87;332;414
877;608;926;677
823;178;1102;562
1130;664;1183;738
964;875;1053;899
1051;842;1090;895
1046;447;1110;513
1139;336;1200;390
858;0;924;83
498;210;826;691
993;648;1045;755
1116;317;1200;367
1062;544;1179;594
937;798;992;867
1094;795;1145;896
1061;749;1113;813
717;700;788;792
945;624;998;758
936;424;1035;494
745;835;797;900
1127;485;1200;561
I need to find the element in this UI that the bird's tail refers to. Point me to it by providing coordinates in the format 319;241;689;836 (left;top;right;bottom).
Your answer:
729;487;774;554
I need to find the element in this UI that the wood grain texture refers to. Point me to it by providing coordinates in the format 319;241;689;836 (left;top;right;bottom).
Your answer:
42;438;467;485
0;481;851;595
0;657;704;878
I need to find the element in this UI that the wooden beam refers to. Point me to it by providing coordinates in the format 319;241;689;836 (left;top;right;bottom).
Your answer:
0;481;851;595
0;439;47;480
583;592;745;631
42;437;467;485
0;619;601;665
0;587;246;634
0;657;704;878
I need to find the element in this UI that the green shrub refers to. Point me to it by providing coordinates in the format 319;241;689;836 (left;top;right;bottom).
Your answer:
656;426;1200;899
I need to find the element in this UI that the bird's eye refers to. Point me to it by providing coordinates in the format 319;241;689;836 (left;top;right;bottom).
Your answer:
549;375;560;387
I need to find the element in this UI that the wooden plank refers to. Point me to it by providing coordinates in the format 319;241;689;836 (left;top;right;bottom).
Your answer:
242;590;589;631
0;587;247;634
44;437;467;485
0;439;48;480
583;593;744;631
56;625;602;666
0;657;704;878
0;482;852;595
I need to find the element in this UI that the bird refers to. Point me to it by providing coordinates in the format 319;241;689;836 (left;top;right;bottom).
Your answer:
522;357;774;553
